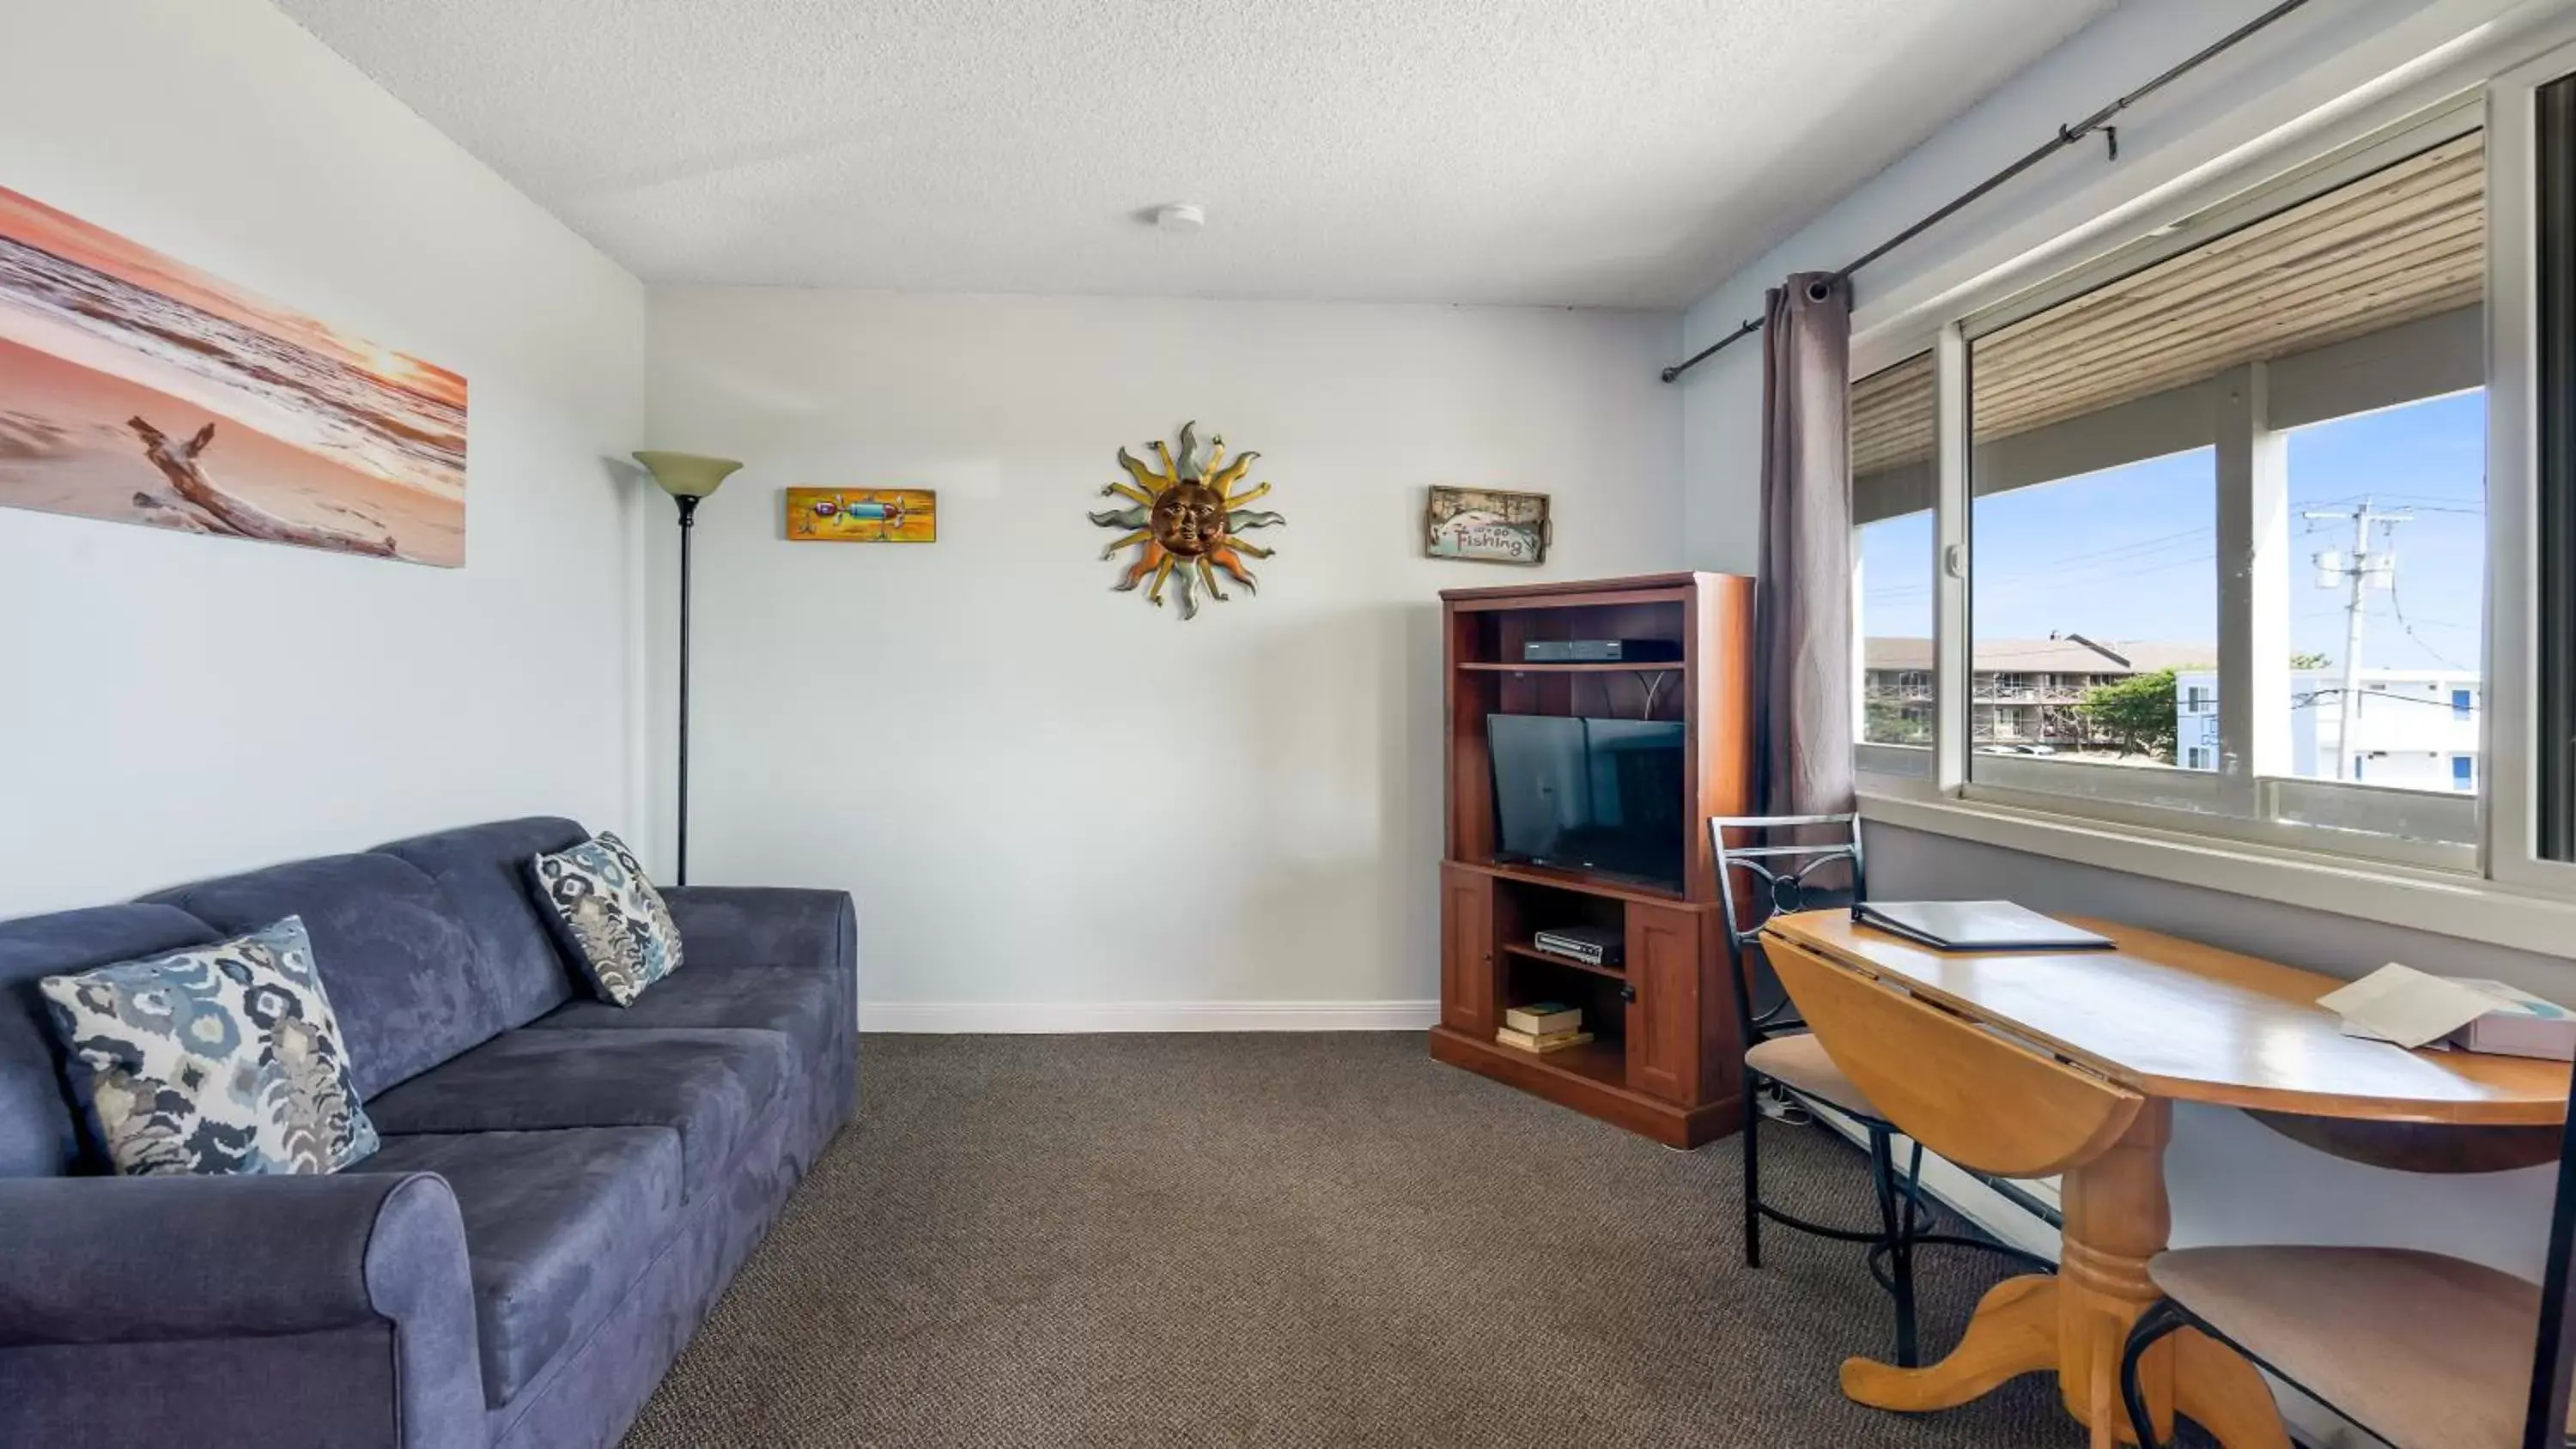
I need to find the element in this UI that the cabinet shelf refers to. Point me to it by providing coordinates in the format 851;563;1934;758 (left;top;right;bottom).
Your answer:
1501;941;1625;981
1460;858;1685;906
1491;1034;1626;1088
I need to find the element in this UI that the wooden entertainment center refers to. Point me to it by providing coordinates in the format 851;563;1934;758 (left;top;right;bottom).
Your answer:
1428;572;1756;1149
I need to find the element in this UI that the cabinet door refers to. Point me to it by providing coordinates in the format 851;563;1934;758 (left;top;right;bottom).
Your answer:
1439;864;1496;1034
1625;901;1704;1104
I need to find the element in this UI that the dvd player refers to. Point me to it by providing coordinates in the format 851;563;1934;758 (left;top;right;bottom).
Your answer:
1522;639;1682;664
1533;925;1624;967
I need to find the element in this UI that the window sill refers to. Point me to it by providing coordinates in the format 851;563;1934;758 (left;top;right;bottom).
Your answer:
1856;777;2576;959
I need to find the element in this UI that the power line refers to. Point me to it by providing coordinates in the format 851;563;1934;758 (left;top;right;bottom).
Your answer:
2388;572;2475;670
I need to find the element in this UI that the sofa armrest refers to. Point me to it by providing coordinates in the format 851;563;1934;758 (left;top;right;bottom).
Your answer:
0;1172;483;1447
665;886;857;981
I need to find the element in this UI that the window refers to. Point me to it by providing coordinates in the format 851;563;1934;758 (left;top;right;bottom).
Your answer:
2284;392;2487;787
1854;353;1935;759
1879;114;2497;862
1826;53;2576;924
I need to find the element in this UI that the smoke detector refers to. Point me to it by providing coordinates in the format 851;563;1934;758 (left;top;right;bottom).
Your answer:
1154;203;1206;234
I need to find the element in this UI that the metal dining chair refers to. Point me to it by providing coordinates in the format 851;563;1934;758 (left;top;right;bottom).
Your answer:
2119;1058;2576;1449
1712;813;2055;1367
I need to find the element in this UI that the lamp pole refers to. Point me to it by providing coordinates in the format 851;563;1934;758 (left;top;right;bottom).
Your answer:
634;452;744;886
675;492;698;885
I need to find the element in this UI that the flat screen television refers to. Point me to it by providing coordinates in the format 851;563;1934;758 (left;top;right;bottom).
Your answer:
1487;713;1686;889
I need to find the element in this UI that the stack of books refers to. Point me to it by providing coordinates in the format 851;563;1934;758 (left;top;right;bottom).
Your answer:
1496;1001;1592;1054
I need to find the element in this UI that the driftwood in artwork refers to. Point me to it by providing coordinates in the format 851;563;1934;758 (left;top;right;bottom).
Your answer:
127;416;400;558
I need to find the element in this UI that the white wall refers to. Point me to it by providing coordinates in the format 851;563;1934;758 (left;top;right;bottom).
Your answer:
0;0;648;914
646;289;1682;1017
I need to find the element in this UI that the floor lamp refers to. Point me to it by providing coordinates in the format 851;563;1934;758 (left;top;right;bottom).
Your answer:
635;451;744;887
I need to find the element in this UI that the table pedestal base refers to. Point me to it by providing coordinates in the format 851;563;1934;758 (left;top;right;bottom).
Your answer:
1840;1276;2288;1448
1838;1104;2290;1449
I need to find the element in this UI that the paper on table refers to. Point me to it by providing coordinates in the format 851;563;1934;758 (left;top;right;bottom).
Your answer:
2318;963;2523;1049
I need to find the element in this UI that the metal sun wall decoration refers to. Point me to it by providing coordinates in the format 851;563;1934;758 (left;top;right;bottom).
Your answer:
1090;421;1284;619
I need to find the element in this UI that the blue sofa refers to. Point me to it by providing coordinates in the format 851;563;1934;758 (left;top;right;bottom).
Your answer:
0;817;858;1448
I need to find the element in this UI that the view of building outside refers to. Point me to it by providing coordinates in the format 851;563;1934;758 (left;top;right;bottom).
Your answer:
1863;638;2209;755
2175;669;2480;788
1853;351;1936;749
1857;509;1932;746
1965;446;2218;769
1862;390;2487;774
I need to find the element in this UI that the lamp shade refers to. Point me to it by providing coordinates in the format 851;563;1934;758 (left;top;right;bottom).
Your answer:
634;451;744;499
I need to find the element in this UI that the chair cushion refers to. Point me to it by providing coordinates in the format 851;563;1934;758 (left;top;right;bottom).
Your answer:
143;854;507;1099
373;818;590;1031
39;917;379;1176
362;1028;787;1203
2149;1246;2545;1449
364;1127;683;1408
0;903;218;1177
1745;1032;1881;1121
528;833;683;1007
526;967;836;1076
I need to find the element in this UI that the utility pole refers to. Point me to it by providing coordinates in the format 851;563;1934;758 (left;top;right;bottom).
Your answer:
2302;496;2409;781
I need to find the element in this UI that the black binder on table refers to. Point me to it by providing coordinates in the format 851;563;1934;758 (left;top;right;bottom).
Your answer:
1850;900;2116;952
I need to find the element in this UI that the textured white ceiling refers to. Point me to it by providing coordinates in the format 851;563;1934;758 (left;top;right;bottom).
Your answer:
274;0;2110;308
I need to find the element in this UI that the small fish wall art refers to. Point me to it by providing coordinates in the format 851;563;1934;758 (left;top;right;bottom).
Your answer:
1089;420;1284;620
786;488;936;543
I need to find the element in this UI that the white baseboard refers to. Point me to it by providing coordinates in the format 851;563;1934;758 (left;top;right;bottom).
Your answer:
860;999;1441;1034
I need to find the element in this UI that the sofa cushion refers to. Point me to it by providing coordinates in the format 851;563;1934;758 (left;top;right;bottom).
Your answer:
526;969;836;1076
0;904;219;1177
362;1028;788;1204
40;917;380;1177
529;833;683;1007
373;818;590;1031
143;855;506;1100
363;1127;683;1408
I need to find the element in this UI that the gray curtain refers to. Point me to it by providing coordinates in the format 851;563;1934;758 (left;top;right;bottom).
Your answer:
1756;272;1856;816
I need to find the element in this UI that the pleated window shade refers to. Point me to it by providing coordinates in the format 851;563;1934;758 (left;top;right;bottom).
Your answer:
1850;130;2484;527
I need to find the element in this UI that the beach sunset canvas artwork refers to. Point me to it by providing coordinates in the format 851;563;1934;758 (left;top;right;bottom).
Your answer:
0;185;465;566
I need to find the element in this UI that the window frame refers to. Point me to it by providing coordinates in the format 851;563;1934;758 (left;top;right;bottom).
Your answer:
1859;94;2515;876
2484;41;2576;897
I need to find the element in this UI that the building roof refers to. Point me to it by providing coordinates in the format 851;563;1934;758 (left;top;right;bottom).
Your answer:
1863;638;2216;674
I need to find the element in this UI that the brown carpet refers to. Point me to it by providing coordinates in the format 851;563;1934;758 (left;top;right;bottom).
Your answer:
622;1034;2146;1448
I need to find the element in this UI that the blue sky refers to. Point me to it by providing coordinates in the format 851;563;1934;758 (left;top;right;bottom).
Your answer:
1861;389;2487;676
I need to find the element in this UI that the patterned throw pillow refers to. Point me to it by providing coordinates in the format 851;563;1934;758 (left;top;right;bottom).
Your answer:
530;831;683;1006
40;916;380;1177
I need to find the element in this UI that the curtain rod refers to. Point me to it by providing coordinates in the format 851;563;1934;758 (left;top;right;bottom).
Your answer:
1656;0;2317;384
